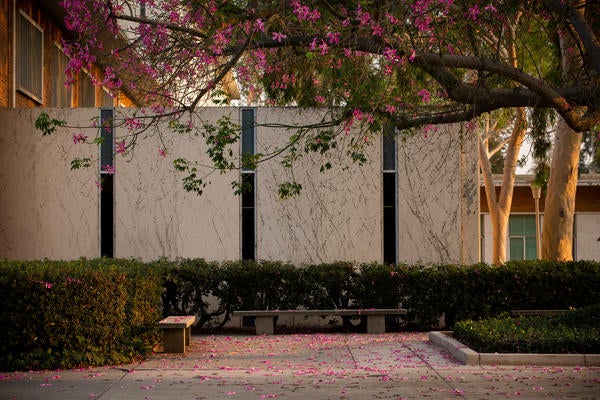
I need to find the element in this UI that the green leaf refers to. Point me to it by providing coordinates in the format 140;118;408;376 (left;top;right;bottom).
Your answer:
278;182;302;199
70;158;92;170
35;113;67;137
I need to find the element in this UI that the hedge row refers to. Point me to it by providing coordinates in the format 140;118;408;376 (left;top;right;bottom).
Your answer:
1;258;599;370
453;304;600;353
0;259;162;371
157;259;600;330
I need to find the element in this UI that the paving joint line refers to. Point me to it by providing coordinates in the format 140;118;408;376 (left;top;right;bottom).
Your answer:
402;340;467;398
94;368;130;399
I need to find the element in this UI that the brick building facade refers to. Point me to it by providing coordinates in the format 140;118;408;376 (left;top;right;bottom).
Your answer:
1;0;136;108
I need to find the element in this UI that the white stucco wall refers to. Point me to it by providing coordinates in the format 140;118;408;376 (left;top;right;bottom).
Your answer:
0;107;480;264
576;213;600;261
114;108;240;261
0;108;99;259
396;127;479;265
254;108;382;264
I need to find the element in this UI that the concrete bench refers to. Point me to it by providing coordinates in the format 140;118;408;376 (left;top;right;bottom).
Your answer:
157;315;196;353
233;309;407;335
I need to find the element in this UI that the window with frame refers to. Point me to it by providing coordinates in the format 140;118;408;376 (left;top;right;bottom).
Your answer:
51;44;71;107
16;10;44;103
241;108;256;261
382;126;397;265
509;215;537;260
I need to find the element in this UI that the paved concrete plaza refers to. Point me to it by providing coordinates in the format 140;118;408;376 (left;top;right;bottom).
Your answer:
1;333;599;399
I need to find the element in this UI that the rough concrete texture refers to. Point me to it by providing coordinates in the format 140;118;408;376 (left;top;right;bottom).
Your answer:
1;333;599;399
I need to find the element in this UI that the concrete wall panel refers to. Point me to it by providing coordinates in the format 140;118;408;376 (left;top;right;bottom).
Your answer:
396;127;479;264
114;108;240;261
0;108;99;259
254;108;382;264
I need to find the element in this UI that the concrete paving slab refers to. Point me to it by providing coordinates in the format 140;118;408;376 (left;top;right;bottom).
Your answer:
0;367;128;399
1;333;599;399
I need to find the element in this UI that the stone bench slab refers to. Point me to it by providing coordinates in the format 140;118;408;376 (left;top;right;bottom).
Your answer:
233;309;407;335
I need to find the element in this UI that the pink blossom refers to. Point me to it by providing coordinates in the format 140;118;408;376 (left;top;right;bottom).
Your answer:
73;133;87;144
102;164;115;174
272;32;287;42
39;281;54;289
158;148;167;157
115;140;126;154
318;41;329;55
254;19;265;32
95;180;102;189
314;96;325;104
484;4;498;13
125;117;143;131
385;104;397;114
409;48;416;62
353;108;364;121
326;32;340;45
417;89;431;103
357;5;372;26
465;120;477;132
467;5;480;20
371;23;384;37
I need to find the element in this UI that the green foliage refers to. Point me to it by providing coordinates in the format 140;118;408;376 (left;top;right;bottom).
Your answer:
579;129;600;174
203;117;240;171
70;157;92;170
4;258;598;369
278;181;303;199
454;304;600;353
0;259;162;371
173;158;206;195
35;112;67;136
530;108;556;189
160;259;600;332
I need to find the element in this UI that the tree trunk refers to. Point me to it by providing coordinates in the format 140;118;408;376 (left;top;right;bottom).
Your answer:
541;118;582;260
541;0;584;261
478;17;527;265
479;108;526;265
488;205;509;263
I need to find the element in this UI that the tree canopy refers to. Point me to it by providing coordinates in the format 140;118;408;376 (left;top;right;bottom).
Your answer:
62;0;599;134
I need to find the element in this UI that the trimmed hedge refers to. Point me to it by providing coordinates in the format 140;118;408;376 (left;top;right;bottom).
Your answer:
453;304;600;353
160;259;600;331
2;258;599;370
0;259;162;370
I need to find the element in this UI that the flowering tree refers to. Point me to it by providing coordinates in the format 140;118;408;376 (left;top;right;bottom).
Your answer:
58;0;599;261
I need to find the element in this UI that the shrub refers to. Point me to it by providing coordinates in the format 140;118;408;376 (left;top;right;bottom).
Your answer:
453;305;600;354
159;259;600;331
0;259;162;370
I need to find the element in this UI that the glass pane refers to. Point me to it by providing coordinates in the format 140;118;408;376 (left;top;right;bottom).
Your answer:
52;46;71;107
510;237;524;261
100;109;114;170
525;236;537;260
17;12;43;101
509;215;536;236
241;108;255;157
382;125;396;171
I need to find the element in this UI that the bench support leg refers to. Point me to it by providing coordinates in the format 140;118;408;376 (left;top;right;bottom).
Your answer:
367;315;385;334
186;326;191;346
255;316;275;335
162;328;186;353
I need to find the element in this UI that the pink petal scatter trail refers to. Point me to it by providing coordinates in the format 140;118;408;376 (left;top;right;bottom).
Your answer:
1;333;599;399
